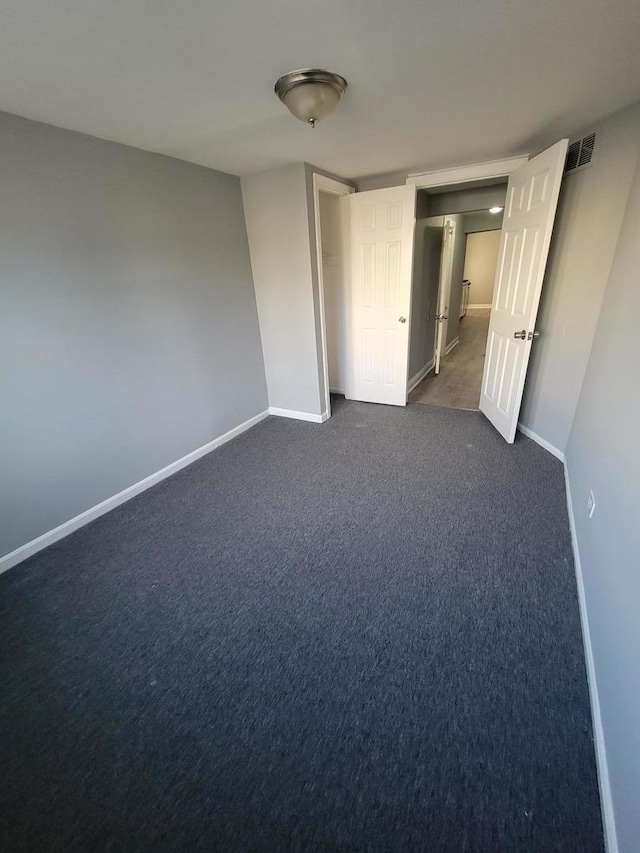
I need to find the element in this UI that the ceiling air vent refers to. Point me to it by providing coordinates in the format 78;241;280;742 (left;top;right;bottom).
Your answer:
565;132;597;174
578;132;596;167
565;140;581;172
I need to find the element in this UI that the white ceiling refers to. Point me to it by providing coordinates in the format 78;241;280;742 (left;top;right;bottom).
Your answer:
1;0;639;180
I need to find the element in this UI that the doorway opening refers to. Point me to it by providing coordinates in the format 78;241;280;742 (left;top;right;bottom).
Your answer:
312;174;354;417
313;142;568;443
318;191;348;397
407;188;505;411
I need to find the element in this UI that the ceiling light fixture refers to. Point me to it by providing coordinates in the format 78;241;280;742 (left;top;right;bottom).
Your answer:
274;69;348;128
489;206;504;214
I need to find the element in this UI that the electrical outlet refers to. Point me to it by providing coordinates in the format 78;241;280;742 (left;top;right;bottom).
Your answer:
587;490;596;519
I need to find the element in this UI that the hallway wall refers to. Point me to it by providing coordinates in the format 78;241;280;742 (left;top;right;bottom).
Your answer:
463;209;504;233
425;185;507;217
464;230;501;307
408;216;444;381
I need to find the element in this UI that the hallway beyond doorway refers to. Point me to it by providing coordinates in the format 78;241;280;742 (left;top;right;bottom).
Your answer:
410;308;490;410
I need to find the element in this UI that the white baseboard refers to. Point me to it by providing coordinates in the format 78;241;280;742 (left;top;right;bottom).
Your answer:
467;303;492;310
268;407;325;423
563;463;618;853
407;359;435;393
445;337;460;355
523;419;618;850
0;409;270;575
517;423;565;462
0;396;617;853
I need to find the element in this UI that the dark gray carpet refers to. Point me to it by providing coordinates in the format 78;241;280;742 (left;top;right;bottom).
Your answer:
0;399;603;852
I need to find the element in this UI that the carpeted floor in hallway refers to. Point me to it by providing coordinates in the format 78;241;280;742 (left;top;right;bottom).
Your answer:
0;399;603;852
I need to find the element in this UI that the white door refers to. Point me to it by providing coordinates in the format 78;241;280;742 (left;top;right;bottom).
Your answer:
434;218;455;375
348;185;416;406
480;139;568;442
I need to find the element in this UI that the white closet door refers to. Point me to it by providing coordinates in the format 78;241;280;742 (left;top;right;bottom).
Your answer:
348;185;416;406
480;139;568;442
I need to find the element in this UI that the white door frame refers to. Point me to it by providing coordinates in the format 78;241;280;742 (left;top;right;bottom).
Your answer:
406;155;530;190
312;173;355;418
311;157;532;417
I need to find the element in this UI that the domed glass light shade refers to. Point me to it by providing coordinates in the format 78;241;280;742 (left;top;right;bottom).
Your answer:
275;69;348;128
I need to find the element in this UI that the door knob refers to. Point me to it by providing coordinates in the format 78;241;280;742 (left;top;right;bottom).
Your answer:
528;330;540;340
399;316;407;323
514;330;527;340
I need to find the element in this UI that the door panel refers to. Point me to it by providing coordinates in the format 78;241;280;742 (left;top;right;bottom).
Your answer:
480;139;568;442
348;185;416;406
434;219;455;374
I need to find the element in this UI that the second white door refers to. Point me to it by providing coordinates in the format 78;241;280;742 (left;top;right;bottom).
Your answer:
434;218;455;375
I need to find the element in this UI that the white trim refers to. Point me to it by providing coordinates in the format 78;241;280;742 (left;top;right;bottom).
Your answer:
0;409;270;575
467;303;493;310
312;173;354;196
312;172;355;419
517;423;565;462
406;155;530;189
515;423;617;851
268;407;326;423
407;358;435;393
564;463;618;853
445;336;460;355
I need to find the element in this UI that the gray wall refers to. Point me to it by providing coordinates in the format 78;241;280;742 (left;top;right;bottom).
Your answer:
463;209;504;233
0;111;267;558
564;152;640;853
242;163;323;416
463;230;502;305
356;169;414;192
424;184;507;217
520;100;640;452
408;216;444;379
